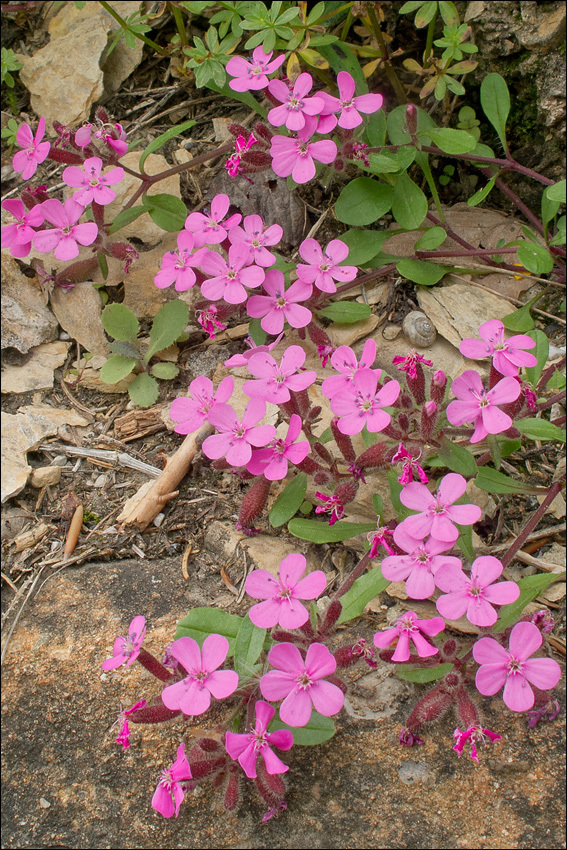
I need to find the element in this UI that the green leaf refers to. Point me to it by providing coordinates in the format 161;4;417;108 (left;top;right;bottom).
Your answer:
439;1;459;26
100;353;137;384
338;230;391;266
108;339;141;359
233;614;266;679
391;173;428;229
396;258;445;286
495;572;566;633
317;302;372;324
150;362;179;380
550;215;566;246
474;466;543;495
456;523;475;562
365;147;416;174
248;317;267;346
288;518;377;544
467;175;497;207
97;252;108;280
414;0;438;28
502;298;537;332
269;473;307;528
107;205;146;235
541;190;561;229
144;299;189;363
545;179;566;203
142;193;187;232
516;418;566;443
269;710;336;746
139;120;196;172
175;607;243;655
335;177;394;226
101;303;139;341
437;435;478;476
128;372;160;408
336;567;390;624
395;663;453;683
547;369;566;390
387;468;413;519
480;73;510;151
317;42;367;90
524;329;549;389
422;127;477;154
415;226;447;250
387;104;437;146
363;108;387;147
372;494;383;515
516;242;554;275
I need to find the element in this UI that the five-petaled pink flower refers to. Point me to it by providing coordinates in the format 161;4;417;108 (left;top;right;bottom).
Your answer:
398;472;481;545
246;414;310;481
202;399;276;467
296;237;357;293
473;621;561;712
243;345;317;404
330;370;401;435
161;634;239;716
1;198;45;258
392;350;434;380
152;742;193;818
227;47;285;92
453;726;502;762
316;71;384;129
225;700;293;778
62;156;124;206
247;270;313;334
32;197;98;260
245;552;326;629
13;117;50;180
447;369;521;443
154;231;208;291
260;642;344;727
102;615;146;670
268;73;324;131
200;242;265;304
460;319;537;377
169;375;234;435
229;214;283;267
381;524;462;600
321;339;378;399
270;129;337;184
373;611;445;662
435;555;520;627
185;193;241;245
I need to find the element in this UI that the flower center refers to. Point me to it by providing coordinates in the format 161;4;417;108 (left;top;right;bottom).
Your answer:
341;98;354;109
468;577;484;598
415;547;431;566
298;141;309;157
296;671;313;690
276;295;286;308
253;729;267;750
507;655;523;676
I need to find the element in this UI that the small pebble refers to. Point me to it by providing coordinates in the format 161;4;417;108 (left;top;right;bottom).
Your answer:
39;798;51;809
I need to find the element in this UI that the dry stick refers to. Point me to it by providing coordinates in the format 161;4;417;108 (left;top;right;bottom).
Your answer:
119;423;213;531
501;481;564;569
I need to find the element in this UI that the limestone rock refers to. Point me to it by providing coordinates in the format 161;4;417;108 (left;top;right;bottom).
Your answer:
1;253;58;353
29;466;62;489
50;282;109;357
1;341;70;394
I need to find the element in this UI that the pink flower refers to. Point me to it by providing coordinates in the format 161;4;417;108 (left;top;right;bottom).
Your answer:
152;742;192;818
453;726;502;762
435;556;520;627
225;132;258;178
270;129;337;184
460;319;537;377
321;339;378;399
447;370;521;442
196;304;227;339
160;634;239;716
392;350;433;380
105;123;128;157
315;492;345;526
228;214;283;267
224;333;284;368
246;414;310;481
247;271;313;334
315;71;383;129
154;231;208;291
473;621;561;712
373;611;445;662
185;193;241;245
111;699;147;749
62;156;124;206
32;198;98;260
13;117;50;180
267;73;324;131
227;47;285;92
317;344;334;368
245;552;326;629
367;517;395;557
260;642;344;727
102;615;146;670
1;198;45;258
243;345;317;404
330;370;401;435
202;399;276;467
74;121;127;156
200;242;265;304
169;375;234;435
225;700;293;778
74;123;94;148
381;524;462;600
392;443;429;486
296;237;357;294
398;472;482;545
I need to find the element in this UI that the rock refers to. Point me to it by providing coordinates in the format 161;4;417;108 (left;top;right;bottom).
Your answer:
1;253;58;353
202;521;321;576
29;466;62;489
1;341;70;394
49;283;109;357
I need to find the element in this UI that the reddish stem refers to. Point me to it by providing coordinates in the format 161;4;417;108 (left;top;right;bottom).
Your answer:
500;481;564;569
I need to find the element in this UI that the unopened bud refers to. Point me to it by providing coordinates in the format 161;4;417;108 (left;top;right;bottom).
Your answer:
224;771;240;811
405;103;418;138
430;370;447;404
237;476;271;530
335;480;358;506
420;401;438;441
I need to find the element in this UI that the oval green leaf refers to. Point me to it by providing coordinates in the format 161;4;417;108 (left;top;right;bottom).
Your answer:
516;242;554;274
395;662;453;683
480;73;510;151
175;607;243;655
397;258;445;286
415;226;447;250
391;173;428;229
150;362;180;380
100;353;137;384
516;418;566;443
269;710;336;746
269;473;307;528
495;572;566;633
101;303;139;341
128;372;160;408
335;177;394;226
288;518;377;543
317;302;372;324
142;193;187;232
423;127;478;154
144;299;189;363
474;466;543;495
336;567;390;624
107;205;146;235
233;614;266;679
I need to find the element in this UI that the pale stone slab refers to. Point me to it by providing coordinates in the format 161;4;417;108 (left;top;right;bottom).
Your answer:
1;341;70;394
1;252;58;353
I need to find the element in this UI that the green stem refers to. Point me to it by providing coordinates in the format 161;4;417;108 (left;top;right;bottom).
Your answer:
417;153;445;223
423;13;437;67
97;0;169;56
168;1;188;47
367;5;407;104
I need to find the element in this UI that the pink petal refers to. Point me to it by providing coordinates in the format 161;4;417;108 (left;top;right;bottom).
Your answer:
400;482;433;511
268;642;303;673
16;122;33;148
521;657;561;691
471;555;503;586
475;663;507;697
71;222;98;246
483;581;520;606
278;600;310;630
308;139;337;165
503;674;534;711
206;669;239;699
261;746;290;775
353;93;383;114
405;568;436;599
305;643;336;679
473;636;509;665
309;679;345;716
260;670;295;702
460;338;492;359
170;636;202;672
338;107;362;129
180;681;212;715
210;193;230;221
249;598;284;628
466;596;498;627
152;784;175;818
437;472;467;505
201;633;229;672
292;154;316;184
246;569;279;600
337;71;355;100
410;631;439;657
279;688;313;726
293;571;326;601
279;553;307;587
40;199;68;228
54;235;80;260
508;621;542;660
436;592;469;621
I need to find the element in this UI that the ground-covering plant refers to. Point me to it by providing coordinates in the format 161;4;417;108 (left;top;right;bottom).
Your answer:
1;0;565;826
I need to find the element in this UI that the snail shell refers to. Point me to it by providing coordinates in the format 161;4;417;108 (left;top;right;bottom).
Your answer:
402;311;437;348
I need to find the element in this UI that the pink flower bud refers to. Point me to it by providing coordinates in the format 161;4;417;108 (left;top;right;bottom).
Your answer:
405;103;418;137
